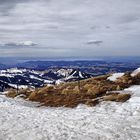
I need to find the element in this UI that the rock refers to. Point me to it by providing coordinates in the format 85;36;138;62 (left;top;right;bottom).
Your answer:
116;94;131;102
103;93;131;102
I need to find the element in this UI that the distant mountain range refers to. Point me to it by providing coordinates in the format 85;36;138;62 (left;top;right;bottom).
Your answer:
0;60;140;92
16;60;107;70
0;63;7;70
0;68;92;92
0;60;139;72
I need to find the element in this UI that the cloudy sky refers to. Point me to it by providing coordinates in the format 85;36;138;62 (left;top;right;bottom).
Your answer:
0;0;140;58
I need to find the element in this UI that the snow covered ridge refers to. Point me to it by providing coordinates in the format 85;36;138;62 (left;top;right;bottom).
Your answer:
0;68;92;91
107;67;140;82
107;73;124;82
131;67;140;77
7;67;140;107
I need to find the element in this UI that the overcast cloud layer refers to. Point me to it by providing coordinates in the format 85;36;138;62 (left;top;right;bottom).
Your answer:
0;0;140;58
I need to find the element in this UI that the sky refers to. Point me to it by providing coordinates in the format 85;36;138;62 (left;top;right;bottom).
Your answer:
0;0;140;58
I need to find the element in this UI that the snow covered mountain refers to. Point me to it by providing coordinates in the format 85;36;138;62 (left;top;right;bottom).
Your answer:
42;68;92;83
0;68;92;91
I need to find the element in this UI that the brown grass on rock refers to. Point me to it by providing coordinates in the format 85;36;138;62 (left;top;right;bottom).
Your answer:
93;74;111;81
103;93;131;102
5;70;139;108
84;84;93;90
85;99;99;107
116;72;133;85
133;72;140;85
116;93;131;102
28;91;37;100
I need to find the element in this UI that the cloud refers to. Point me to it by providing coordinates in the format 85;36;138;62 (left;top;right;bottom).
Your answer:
86;40;103;45
19;41;37;46
0;0;140;57
0;41;37;47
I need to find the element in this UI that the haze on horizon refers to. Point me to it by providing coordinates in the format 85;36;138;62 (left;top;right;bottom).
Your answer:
0;0;140;58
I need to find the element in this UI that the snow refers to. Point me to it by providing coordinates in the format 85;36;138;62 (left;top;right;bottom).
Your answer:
79;71;84;78
8;84;28;89
0;86;140;139
55;79;63;85
44;79;53;84
131;67;140;77
57;69;73;77
124;85;140;97
0;68;26;77
7;68;25;74
65;70;78;80
30;75;43;81
31;70;40;75
30;75;53;84
0;73;14;78
107;73;124;81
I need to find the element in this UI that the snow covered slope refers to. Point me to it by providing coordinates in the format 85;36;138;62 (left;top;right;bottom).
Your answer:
131;67;140;77
107;73;124;81
42;68;92;82
0;85;140;140
0;68;92;91
107;67;140;82
0;68;53;90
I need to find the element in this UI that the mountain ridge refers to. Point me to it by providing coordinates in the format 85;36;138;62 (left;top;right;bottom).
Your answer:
6;67;140;107
0;68;93;91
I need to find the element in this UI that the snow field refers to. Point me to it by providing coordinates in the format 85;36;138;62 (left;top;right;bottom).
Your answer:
0;85;140;140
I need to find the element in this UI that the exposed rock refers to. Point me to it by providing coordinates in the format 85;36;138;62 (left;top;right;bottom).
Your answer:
103;93;131;102
116;93;131;102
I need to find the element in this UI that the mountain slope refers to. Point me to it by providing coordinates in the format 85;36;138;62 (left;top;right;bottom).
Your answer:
0;68;93;91
1;68;140;139
6;67;140;107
